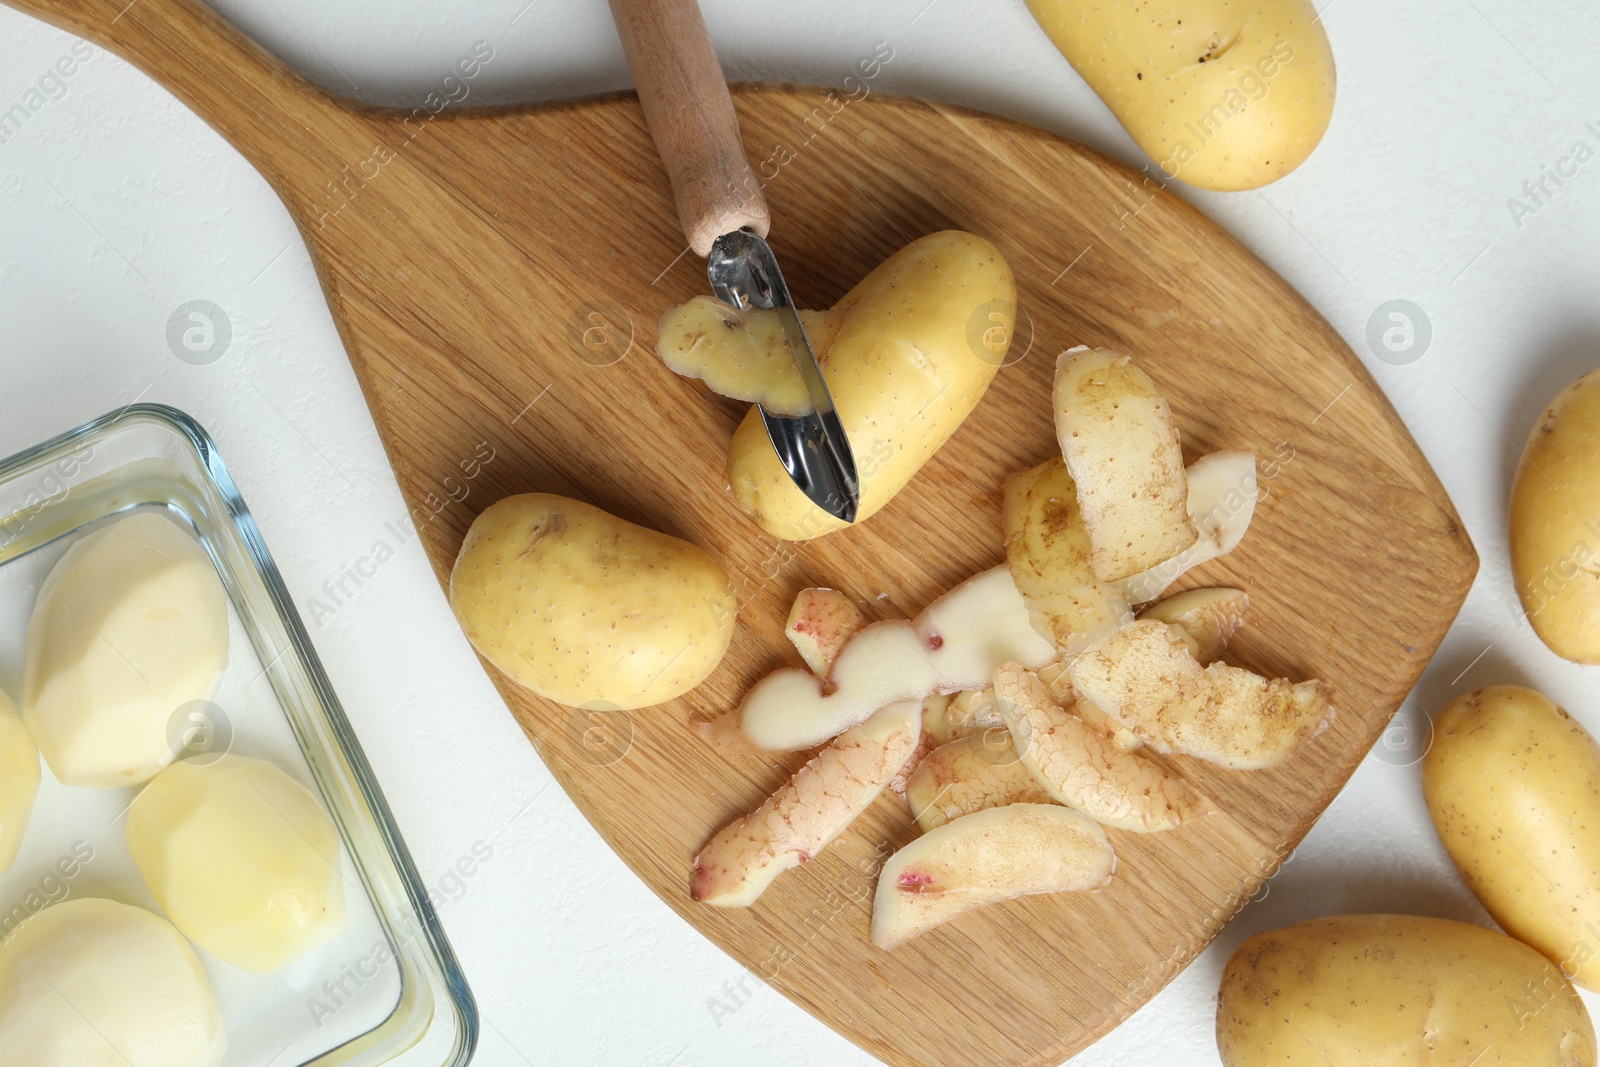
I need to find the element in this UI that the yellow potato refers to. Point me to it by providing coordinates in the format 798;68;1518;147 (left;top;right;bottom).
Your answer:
450;493;735;709
1001;456;1130;653
127;754;346;973
1026;0;1336;191
1511;370;1600;663
728;231;1014;540
1218;914;1596;1066
1424;685;1600;990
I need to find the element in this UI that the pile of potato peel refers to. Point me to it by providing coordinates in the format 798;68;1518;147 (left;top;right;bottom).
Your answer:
693;345;1336;950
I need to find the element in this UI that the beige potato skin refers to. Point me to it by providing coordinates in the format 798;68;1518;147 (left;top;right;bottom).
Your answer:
1218;914;1596;1066
1053;349;1196;581
450;494;736;710
1511;371;1600;663
1026;0;1336;191
1423;685;1600;991
728;231;1014;540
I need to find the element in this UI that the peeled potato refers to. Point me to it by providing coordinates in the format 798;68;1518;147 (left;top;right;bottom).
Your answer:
0;689;39;873
23;511;229;788
450;493;736;710
127;754;346;973
1026;0;1336;191
727;231;1015;540
0;898;226;1067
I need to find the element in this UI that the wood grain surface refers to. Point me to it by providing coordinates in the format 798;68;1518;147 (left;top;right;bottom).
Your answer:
1;2;1478;1063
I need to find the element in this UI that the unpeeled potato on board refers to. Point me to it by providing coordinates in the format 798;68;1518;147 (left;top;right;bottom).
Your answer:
450;493;736;710
1025;0;1336;191
1218;914;1596;1066
1511;369;1600;663
723;231;1015;540
1424;685;1600;991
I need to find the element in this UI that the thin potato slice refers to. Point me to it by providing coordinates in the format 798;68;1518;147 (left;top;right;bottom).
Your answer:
1002;456;1132;652
1067;620;1335;770
1053;347;1196;581
1114;451;1258;605
738;566;1054;752
785;587;870;677
693;701;921;906
871;804;1114;950
994;663;1207;831
1037;661;1142;752
656;297;844;416
1139;586;1249;663
904;733;1054;832
923;688;1002;745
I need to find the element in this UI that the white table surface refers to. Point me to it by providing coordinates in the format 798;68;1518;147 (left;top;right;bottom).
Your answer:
2;1;1598;1064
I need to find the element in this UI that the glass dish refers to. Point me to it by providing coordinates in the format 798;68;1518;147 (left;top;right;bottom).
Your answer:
0;403;477;1066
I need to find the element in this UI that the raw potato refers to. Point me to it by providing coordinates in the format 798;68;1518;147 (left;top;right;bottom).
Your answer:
1037;661;1142;752
0;898;226;1067
1511;370;1600;663
1068;619;1334;769
0;689;39;872
694;701;920;906
1002;456;1132;652
1139;587;1249;662
23;511;229;789
1424;685;1600;991
904;733;1054;832
450;493;736;710
785;587;870;676
1053;348;1196;582
656;297;844;415
923;688;1003;745
127;754;347;973
993;664;1206;832
1026;0;1336;192
729;231;1015;540
738;566;1054;751
1115;451;1258;605
872;804;1114;950
1217;914;1596;1066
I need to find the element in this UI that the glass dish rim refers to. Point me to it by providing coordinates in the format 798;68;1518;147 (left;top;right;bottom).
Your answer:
0;401;480;1066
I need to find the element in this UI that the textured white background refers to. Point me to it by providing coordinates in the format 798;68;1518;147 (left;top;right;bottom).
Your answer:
1;0;1598;1064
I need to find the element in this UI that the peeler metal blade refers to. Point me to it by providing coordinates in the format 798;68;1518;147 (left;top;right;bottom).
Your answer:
707;230;859;524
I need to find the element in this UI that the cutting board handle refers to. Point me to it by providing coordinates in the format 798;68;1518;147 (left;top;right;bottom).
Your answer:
3;0;352;189
608;0;770;256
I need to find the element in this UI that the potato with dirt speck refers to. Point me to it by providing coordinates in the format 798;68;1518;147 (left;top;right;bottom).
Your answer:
727;230;1014;540
1026;0;1336;191
1424;685;1600;991
449;494;736;710
1217;914;1596;1066
1512;369;1600;663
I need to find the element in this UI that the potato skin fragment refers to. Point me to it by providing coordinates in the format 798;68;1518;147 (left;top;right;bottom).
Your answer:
1139;586;1249;663
785;587;870;677
904;733;1054;832
692;701;920;907
1002;457;1132;653
993;663;1207;831
870;803;1115;950
1053;348;1197;582
1067;620;1335;770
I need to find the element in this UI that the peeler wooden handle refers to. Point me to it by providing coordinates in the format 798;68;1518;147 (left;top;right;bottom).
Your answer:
607;0;770;257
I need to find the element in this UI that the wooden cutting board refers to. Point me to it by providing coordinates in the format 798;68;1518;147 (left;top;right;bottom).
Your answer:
9;1;1477;1063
